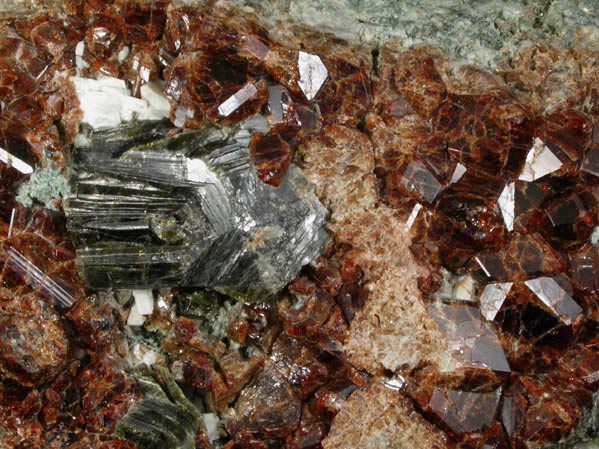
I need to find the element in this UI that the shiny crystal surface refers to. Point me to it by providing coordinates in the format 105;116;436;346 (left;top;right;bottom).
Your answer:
65;121;329;300
427;301;510;374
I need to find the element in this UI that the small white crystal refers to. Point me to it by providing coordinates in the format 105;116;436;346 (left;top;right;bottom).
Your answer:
118;46;130;63
452;275;476;301
139;65;151;83
217;83;258;117
405;203;423;229
140;82;171;117
0;146;33;174
174;105;194;128
298;51;328;101
132;289;154;315
76;56;90;70
518;137;563;181
383;376;405;391
450;162;467;183
75;40;85;57
479;282;512;321
498;182;515;232
71;75;169;129
525;277;582;325
590;226;599;244
132;343;158;366
203;413;221;442
127;301;146;326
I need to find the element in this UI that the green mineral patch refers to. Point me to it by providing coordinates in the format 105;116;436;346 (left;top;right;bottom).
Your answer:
16;166;69;211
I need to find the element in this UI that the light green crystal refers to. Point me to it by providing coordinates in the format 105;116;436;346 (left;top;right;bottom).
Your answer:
16;167;69;211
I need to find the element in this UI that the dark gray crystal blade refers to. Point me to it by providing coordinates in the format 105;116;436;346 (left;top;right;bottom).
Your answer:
114;365;203;449
65;121;329;300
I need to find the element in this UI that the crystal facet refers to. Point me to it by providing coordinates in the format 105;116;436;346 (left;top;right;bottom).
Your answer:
480;282;513;321
498;182;515;232
518;137;563;181
297;51;328;101
427;302;511;374
400;160;444;204
426;387;503;434
4;3;599;449
524;277;583;325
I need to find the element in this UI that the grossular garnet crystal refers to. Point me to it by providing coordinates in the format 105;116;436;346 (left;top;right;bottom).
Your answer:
3;1;599;449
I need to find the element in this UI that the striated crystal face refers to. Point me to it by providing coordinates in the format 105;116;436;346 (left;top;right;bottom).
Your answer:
64;121;329;301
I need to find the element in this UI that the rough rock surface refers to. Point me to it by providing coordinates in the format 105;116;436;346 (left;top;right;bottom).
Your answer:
299;125;444;374
322;382;447;449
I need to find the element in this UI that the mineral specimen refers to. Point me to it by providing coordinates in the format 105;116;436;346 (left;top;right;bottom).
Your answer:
65;120;329;301
4;1;599;449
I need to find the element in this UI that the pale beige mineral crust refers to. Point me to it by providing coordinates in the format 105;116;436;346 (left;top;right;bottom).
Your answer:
298;124;444;375
322;382;447;449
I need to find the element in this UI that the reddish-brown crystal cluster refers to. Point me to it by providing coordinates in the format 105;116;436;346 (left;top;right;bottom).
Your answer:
0;208;141;448
370;43;599;448
4;1;599;449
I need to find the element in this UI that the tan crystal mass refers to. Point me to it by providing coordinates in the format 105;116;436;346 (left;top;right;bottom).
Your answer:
298;124;444;374
322;382;447;449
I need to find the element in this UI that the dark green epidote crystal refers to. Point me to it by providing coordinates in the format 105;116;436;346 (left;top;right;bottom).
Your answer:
114;365;203;449
65;120;329;301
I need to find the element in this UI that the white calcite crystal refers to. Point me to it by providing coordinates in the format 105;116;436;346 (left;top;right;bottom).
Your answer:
127;301;146;326
140;82;172;115
70;76;170;130
75;40;89;70
132;289;154;316
298;51;328;101
118;46;130;63
131;343;159;366
518;137;563;181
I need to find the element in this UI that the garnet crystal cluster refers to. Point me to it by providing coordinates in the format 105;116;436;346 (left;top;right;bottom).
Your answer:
2;1;599;449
